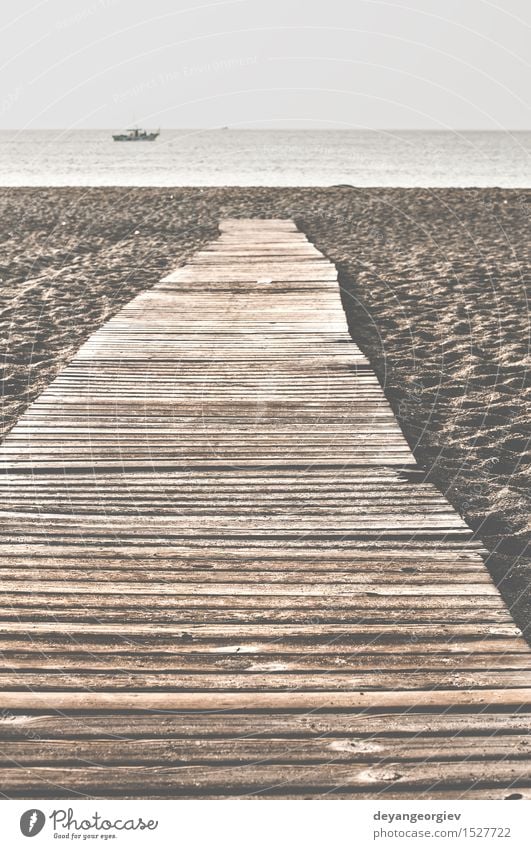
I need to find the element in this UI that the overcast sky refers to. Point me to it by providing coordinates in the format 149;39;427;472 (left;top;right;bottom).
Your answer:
1;0;530;129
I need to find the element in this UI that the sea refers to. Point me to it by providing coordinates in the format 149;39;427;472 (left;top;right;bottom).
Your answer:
0;129;530;187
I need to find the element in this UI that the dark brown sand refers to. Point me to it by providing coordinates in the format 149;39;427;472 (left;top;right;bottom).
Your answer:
1;187;529;636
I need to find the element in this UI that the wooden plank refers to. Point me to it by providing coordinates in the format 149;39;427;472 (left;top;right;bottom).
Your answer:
2;711;530;739
1;691;531;710
0;761;528;795
1;651;526;671
0;670;528;691
1;735;529;766
0;622;520;638
0;638;524;656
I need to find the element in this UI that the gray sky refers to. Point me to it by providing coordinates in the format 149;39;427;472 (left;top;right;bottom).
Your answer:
1;0;530;129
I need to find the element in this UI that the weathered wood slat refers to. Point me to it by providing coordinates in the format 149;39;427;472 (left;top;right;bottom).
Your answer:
0;581;496;596
0;622;520;638
2;690;531;710
0;671;528;691
0;218;528;799
2;711;530;739
1;651;526;671
1;735;529;766
0;761;529;796
1;638;524;656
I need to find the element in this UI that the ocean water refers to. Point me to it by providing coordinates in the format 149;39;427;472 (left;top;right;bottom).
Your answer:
0;129;530;187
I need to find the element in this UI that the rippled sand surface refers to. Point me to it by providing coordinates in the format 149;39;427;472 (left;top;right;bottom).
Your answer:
1;187;529;635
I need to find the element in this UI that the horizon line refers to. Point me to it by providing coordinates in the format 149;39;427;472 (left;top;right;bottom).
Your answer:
1;127;531;133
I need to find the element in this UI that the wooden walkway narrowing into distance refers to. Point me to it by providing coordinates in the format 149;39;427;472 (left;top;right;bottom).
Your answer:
0;218;530;799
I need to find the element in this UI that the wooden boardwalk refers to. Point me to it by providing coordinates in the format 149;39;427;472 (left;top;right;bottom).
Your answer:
0;218;530;799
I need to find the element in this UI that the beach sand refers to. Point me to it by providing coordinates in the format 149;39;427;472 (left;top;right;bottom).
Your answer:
0;186;529;636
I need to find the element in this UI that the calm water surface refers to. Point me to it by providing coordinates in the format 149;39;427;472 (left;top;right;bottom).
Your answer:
0;129;530;187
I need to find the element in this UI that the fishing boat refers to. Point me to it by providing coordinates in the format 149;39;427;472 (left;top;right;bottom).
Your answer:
112;127;160;142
